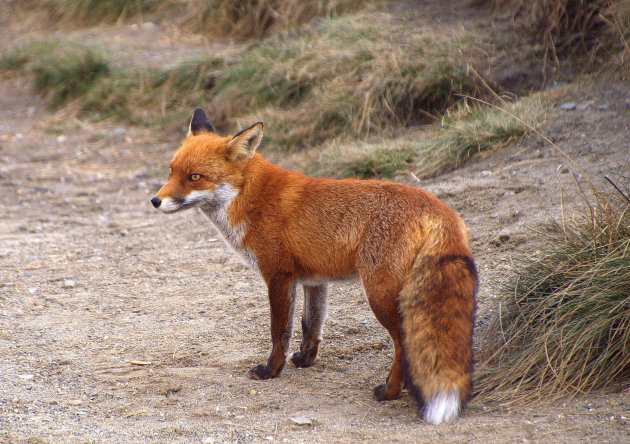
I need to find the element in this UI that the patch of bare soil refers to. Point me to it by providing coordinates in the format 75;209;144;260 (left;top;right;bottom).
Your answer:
1;4;630;444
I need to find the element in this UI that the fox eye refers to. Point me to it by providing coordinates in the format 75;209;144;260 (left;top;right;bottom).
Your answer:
189;174;202;182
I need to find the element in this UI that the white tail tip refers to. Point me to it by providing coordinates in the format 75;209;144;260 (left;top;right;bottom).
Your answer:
424;391;460;424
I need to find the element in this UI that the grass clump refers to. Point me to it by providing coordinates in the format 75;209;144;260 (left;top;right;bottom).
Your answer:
39;0;161;25
475;184;630;403
0;40;109;108
479;0;630;73
310;96;541;180
218;12;485;149
32;0;370;38
188;0;371;39
307;96;542;179
308;139;421;179
0;38;224;123
79;58;223;123
417;97;542;175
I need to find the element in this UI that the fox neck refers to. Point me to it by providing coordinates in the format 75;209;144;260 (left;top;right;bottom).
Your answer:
197;182;258;272
197;156;291;272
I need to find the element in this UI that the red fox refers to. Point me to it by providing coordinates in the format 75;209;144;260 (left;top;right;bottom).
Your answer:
151;108;477;424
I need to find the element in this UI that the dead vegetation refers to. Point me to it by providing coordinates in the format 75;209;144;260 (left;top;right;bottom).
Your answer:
475;180;630;404
29;0;370;38
478;0;630;74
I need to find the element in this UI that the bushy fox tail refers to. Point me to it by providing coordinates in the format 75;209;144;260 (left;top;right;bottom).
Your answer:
398;252;477;424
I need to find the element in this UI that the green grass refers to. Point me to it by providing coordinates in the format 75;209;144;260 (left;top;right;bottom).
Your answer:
0;40;109;109
77;58;223;123
475;185;630;404
0;41;225;123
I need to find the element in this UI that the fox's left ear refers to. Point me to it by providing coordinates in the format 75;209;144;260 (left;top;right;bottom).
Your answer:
227;122;263;161
188;108;216;136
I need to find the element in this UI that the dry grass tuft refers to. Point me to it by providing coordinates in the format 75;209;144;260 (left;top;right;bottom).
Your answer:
479;0;630;73
29;0;369;38
309;96;541;179
308;138;422;179
475;179;630;404
185;0;370;39
38;0;161;25
417;97;542;176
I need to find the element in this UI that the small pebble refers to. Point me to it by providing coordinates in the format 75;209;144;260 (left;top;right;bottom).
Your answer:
110;128;127;142
289;416;313;426
560;102;576;111
62;280;75;289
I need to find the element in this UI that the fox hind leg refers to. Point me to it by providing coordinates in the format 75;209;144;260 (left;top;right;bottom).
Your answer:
291;283;328;368
361;277;405;401
372;335;404;401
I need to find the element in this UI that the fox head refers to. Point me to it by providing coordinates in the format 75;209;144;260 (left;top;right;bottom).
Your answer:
151;108;263;213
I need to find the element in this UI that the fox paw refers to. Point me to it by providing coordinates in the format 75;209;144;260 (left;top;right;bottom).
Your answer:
248;364;274;380
373;384;401;401
290;351;316;368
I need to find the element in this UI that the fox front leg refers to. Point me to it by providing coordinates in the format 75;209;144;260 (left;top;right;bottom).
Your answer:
248;277;297;380
291;283;328;368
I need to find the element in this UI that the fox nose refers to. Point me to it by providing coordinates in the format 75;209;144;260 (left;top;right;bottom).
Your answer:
151;197;161;208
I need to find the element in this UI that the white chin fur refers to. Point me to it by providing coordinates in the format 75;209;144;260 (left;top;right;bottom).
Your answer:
158;190;220;213
424;391;460;424
158;197;182;213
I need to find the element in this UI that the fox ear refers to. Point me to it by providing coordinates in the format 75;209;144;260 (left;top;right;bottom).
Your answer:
188;108;216;136
227;122;263;161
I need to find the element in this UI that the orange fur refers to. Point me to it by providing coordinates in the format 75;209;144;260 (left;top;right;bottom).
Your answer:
153;110;477;423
